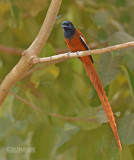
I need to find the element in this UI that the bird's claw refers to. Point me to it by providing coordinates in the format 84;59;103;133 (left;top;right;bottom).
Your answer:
67;52;71;57
76;51;80;56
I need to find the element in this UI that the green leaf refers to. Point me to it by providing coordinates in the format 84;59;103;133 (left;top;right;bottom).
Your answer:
31;125;60;160
110;19;125;31
125;53;134;70
57;124;133;160
75;107;100;131
0;94;14;118
94;11;108;28
89;88;101;107
110;31;134;44
115;0;126;7
0;2;9;15
12;93;32;121
121;65;134;102
57;122;80;149
12;4;19;19
30;65;60;88
98;53;122;86
0;118;11;138
29;0;48;16
89;84;109;107
9;0;19;19
96;109;108;124
97;29;108;42
118;114;134;145
43;43;56;57
109;31;134;55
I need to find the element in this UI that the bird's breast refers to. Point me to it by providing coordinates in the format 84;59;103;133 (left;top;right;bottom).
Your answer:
65;32;87;52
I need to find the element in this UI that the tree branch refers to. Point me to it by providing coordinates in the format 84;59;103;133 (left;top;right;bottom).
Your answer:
0;0;62;106
0;45;23;55
10;92;96;122
32;41;134;64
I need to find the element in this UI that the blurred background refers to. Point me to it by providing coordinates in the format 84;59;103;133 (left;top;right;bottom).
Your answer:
0;0;134;159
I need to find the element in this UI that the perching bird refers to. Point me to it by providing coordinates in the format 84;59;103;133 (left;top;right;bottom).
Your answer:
61;21;122;151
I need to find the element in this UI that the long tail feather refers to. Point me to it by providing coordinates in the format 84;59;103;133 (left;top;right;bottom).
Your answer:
81;56;122;151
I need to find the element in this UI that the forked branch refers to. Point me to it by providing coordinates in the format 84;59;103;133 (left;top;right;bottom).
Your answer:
0;0;63;106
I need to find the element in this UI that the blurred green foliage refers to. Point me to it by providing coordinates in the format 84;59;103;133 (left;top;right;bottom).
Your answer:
0;0;134;159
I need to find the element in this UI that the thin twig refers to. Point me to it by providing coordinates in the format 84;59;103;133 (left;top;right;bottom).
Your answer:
32;41;134;64
0;45;23;55
10;92;96;122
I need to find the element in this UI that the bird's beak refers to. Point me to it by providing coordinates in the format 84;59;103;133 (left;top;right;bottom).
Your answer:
61;22;70;29
61;24;67;29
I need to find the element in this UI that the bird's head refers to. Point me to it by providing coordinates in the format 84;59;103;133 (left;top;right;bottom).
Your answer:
61;21;76;39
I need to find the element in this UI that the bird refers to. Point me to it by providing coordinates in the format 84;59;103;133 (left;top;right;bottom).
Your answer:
61;21;122;151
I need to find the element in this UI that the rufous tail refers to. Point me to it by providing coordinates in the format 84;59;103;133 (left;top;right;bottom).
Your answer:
81;56;122;151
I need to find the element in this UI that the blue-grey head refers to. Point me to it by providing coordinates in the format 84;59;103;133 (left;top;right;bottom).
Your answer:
61;21;76;39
